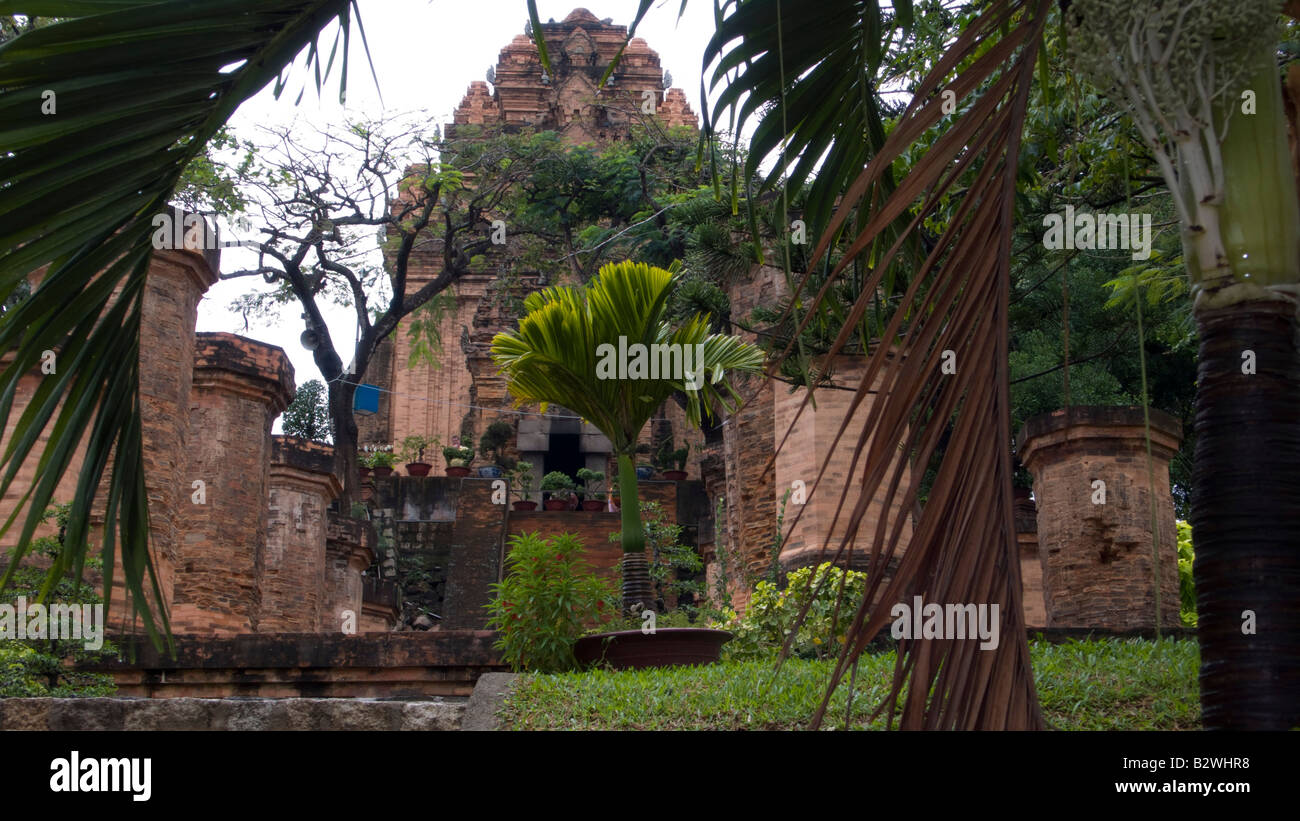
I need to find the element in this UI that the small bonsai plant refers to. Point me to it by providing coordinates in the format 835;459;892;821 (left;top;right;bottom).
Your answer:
367;448;396;478
399;434;438;477
442;441;475;477
478;420;515;477
540;470;576;510
508;460;536;510
576;467;606;511
657;440;690;480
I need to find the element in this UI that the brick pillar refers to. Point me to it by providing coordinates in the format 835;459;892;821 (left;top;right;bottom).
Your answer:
1017;406;1182;629
0;246;218;631
261;436;341;632
323;513;377;633
171;333;293;634
774;353;913;577
1014;486;1046;629
721;372;776;612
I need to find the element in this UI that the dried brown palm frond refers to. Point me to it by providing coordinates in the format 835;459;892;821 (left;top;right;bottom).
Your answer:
716;0;1054;729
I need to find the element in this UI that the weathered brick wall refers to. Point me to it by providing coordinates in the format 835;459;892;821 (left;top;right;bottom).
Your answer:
0;247;217;630
1018;406;1183;629
171;333;293;634
1015;489;1046;629
774;353;913;576
262;437;340;632
441;479;506;630
323;513;377;633
712;262;787;610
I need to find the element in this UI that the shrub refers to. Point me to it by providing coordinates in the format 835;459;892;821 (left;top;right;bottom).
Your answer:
539;471;575;493
398;434;438;464
712;562;868;660
1177;520;1196;627
0;503;117;697
479;420;515;469
442;444;474;466
576;467;605;500
484;532;617;673
508;460;536;501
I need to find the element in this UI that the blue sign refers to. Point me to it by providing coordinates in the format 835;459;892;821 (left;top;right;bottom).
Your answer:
353;383;380;415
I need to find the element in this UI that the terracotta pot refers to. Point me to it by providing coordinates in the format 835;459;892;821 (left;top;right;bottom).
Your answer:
581;499;605;511
359;467;372;478
573;628;733;670
373;466;394;478
405;462;432;477
445;466;471;477
543;499;568;511
512;500;538;511
662;470;687;481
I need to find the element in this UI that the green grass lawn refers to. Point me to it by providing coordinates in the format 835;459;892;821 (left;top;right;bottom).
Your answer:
500;637;1200;730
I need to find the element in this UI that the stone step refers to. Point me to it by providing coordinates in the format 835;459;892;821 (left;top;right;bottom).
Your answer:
0;697;467;731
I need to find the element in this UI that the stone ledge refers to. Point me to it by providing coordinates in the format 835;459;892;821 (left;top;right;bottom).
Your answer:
79;631;505;699
0;697;465;731
1017;405;1183;471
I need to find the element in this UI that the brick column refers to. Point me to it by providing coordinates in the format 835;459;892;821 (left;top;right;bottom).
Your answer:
1017;406;1183;629
0;246;218;630
323;513;377;633
774;353;913;577
1014;486;1046;629
172;333;293;634
261;436;341;632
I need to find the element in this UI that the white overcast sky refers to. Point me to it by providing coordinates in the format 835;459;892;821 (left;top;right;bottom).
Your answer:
197;0;728;405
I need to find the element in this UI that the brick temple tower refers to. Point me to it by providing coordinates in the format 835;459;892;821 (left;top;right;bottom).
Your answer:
356;9;700;485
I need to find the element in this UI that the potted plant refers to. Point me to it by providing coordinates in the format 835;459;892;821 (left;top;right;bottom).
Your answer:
399;434;438;477
369;449;396;479
508;460;537;511
358;451;373;479
477;420;515;478
443;442;474;477
539;471;576;511
576;467;606;511
655;439;690;481
634;442;654;480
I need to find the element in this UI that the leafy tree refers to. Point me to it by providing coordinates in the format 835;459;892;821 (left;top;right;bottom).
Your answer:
217;114;547;506
281;379;331;443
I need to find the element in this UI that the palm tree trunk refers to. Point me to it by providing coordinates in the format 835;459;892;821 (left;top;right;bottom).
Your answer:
617;452;653;613
1192;300;1300;729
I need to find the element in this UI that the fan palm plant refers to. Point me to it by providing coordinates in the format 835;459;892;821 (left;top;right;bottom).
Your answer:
491;260;764;612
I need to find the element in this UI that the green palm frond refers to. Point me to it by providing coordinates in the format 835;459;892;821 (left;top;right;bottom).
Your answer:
0;0;362;641
704;0;914;236
491;260;765;454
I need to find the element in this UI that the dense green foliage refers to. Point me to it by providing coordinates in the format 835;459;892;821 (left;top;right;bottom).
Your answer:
0;504;116;697
1177;520;1196;627
502;637;1199;730
484;532;617;673
280;379;331;443
713;563;869;661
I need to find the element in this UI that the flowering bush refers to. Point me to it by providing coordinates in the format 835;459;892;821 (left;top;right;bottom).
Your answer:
712;562;868;660
484;532;618;673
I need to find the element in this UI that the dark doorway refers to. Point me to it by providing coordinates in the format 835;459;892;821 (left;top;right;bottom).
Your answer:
544;433;583;482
